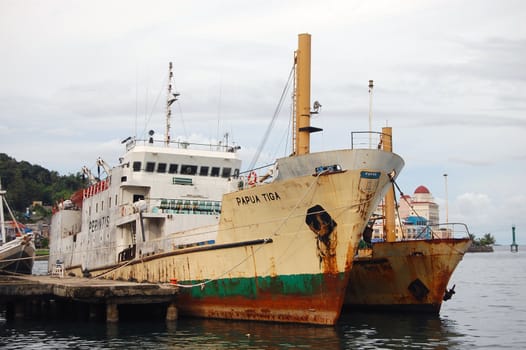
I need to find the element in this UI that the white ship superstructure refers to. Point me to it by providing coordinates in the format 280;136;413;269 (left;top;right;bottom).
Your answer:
50;141;241;272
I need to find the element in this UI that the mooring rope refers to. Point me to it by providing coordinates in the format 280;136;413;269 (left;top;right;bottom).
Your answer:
173;169;331;289
173;170;375;289
57;169;375;288
390;176;469;242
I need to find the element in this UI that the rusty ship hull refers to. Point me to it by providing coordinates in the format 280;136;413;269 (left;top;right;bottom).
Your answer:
74;158;402;325
344;238;471;313
49;33;406;325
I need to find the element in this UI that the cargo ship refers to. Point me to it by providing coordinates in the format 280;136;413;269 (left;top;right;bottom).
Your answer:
49;34;405;325
344;129;471;313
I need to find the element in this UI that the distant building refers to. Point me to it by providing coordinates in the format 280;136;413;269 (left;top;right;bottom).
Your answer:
371;185;448;241
398;185;439;226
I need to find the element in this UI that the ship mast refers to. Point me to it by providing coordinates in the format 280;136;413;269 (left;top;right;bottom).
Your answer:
294;33;322;155
368;80;374;148
165;62;179;147
382;126;396;242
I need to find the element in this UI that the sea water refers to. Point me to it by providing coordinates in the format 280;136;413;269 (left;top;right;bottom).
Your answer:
1;246;525;349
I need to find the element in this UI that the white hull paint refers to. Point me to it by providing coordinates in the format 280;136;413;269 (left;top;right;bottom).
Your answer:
0;236;35;274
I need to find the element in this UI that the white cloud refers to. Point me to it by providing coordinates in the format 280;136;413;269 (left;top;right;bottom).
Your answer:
0;0;525;243
455;192;493;218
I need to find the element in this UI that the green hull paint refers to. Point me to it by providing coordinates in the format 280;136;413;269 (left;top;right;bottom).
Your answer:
181;272;346;299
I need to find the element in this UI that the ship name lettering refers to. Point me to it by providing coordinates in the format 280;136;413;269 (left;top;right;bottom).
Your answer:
262;192;281;201
235;192;281;206
88;216;110;233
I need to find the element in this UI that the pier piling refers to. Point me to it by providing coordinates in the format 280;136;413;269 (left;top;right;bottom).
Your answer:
106;303;119;322
0;275;179;323
166;302;178;321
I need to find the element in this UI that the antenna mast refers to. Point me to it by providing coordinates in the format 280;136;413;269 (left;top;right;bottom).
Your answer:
165;62;180;147
368;79;374;148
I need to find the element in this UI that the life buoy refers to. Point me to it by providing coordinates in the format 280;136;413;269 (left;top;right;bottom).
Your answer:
248;171;258;186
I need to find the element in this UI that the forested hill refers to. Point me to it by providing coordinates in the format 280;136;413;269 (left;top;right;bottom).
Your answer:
0;153;85;213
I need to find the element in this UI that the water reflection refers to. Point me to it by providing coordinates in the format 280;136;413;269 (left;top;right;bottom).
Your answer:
2;311;470;349
1;316;341;349
8;251;523;349
176;318;341;349
338;311;466;349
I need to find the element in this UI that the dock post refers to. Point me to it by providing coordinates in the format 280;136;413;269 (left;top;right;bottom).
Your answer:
30;299;41;319
166;302;178;321
41;300;50;319
89;304;99;321
48;300;57;319
14;301;25;320
106;303;119;323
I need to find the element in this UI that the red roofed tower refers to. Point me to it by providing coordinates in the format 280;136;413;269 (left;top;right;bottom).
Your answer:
414;185;430;194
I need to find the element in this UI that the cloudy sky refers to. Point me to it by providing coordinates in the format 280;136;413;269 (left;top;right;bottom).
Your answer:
1;0;525;244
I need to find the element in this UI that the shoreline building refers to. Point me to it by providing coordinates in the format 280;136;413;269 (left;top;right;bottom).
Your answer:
398;185;439;226
372;185;449;241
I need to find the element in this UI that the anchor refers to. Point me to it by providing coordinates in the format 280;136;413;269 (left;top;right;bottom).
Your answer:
443;284;456;301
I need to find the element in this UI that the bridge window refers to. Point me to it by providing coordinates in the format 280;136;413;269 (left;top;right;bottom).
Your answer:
168;164;178;174
146;162;155;172
133;161;141;172
200;166;209;176
157;163;167;173
221;167;232;178
181;165;197;175
211;167;220;177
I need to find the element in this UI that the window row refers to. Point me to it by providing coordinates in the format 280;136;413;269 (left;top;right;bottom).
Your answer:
132;161;237;178
88;194;119;216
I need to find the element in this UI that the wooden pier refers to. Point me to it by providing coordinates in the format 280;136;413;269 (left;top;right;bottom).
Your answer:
0;274;179;322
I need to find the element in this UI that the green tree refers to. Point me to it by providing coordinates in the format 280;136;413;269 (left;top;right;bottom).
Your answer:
470;233;495;246
0;153;86;218
479;233;496;246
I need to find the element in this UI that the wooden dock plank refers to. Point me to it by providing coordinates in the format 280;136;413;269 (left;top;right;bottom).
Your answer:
0;275;178;302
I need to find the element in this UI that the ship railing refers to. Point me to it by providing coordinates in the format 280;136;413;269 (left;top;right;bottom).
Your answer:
350;131;386;150
417;222;471;240
125;137;241;153
237;163;277;190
